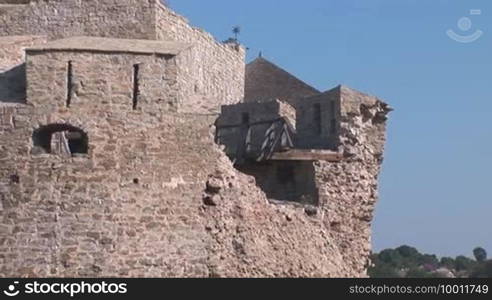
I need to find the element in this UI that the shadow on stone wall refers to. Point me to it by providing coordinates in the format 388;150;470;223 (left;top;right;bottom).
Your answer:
237;160;319;205
0;63;26;103
0;0;31;4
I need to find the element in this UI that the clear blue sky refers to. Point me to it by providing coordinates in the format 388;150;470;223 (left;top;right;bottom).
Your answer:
169;0;492;258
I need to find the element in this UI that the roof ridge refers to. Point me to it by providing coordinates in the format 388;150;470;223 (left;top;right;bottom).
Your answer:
248;57;320;93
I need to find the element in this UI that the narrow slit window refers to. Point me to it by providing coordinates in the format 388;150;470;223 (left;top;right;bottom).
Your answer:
66;61;73;107
132;64;140;110
313;103;322;135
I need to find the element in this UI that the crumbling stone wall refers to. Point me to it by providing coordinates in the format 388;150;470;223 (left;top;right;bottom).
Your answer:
314;86;391;275
0;0;391;278
0;83;390;277
0;105;365;277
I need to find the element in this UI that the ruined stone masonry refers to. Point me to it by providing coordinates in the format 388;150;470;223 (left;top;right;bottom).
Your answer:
0;0;391;277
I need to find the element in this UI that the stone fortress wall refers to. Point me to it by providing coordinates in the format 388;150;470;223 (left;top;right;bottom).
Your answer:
0;0;245;112
0;93;390;277
0;0;157;40
0;0;391;277
155;5;246;113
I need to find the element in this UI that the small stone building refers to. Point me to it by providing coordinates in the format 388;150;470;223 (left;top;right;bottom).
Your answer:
25;36;215;114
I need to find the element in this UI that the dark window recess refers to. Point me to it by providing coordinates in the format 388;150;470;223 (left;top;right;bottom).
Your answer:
330;100;336;113
241;112;250;125
33;124;88;156
313;103;322;135
132;64;140;110
330;119;337;134
66;61;73;107
133;178;139;184
276;165;295;184
237;161;319;205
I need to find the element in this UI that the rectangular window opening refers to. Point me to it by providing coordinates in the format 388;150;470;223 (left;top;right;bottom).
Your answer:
132;64;140;110
66;61;73;107
276;165;295;185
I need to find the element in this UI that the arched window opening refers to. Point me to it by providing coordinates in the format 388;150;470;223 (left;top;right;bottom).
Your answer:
33;124;88;156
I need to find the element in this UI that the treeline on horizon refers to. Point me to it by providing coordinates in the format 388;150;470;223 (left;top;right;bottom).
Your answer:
369;245;492;278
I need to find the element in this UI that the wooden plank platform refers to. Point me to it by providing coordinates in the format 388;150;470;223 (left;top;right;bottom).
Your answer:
269;149;343;162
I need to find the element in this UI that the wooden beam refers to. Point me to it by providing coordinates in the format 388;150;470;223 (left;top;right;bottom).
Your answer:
269;149;343;162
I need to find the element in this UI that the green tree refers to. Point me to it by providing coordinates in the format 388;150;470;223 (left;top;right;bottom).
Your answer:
473;247;487;262
440;257;456;270
378;249;404;268
420;254;439;267
396;245;420;258
455;256;476;272
470;260;492;278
